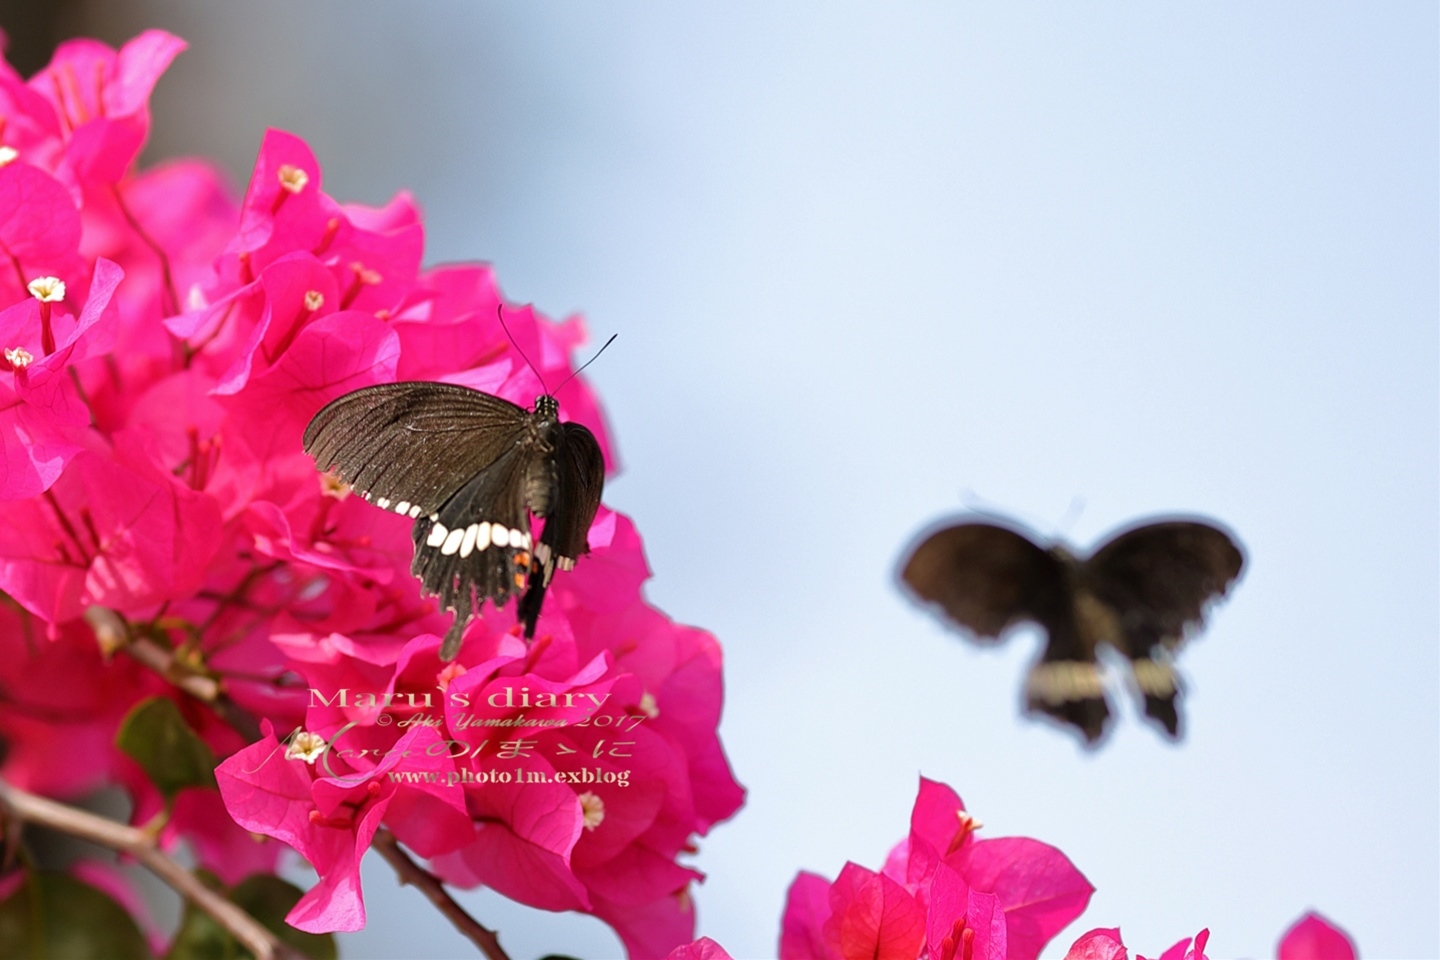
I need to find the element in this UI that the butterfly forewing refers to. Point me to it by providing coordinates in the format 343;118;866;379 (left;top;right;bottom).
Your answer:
900;523;1065;639
302;381;606;662
303;382;530;515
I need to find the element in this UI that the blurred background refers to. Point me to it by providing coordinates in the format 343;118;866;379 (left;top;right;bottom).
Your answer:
3;2;1434;958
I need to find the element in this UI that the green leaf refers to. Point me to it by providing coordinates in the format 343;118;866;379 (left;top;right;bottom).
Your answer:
116;697;217;800
0;870;153;959
165;875;335;960
165;894;237;960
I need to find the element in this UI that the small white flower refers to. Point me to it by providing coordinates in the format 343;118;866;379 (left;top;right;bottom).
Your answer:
4;346;33;369
578;791;606;830
27;277;65;302
277;164;309;194
285;730;329;763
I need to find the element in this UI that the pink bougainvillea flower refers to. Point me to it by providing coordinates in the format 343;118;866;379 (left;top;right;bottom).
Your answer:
1277;912;1357;960
885;777;1092;960
31;30;186;185
0;257;121;500
0;160;84;304
783;777;1086;960
216;721;470;932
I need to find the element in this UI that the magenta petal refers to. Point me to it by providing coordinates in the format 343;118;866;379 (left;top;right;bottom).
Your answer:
0;381;91;501
928;865;1007;960
0;162;82;300
823;862;927;960
911;776;971;858
589;889;697;960
214;727;315;850
50;31;184;182
1065;928;1129;960
954;836;1094;960
666;937;734;960
109;31;187;116
1277;912;1357;960
966;889;1009;960
781;871;839;960
284;794;388;933
376;738;474;860
431;774;590;911
926;862;970;957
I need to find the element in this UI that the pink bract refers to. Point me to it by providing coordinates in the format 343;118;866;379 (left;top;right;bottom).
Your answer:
1277;912;1357;960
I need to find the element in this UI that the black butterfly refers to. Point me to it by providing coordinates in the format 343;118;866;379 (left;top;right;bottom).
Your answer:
303;381;605;661
900;516;1244;744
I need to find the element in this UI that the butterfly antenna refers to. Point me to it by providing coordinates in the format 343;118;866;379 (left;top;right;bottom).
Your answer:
1055;497;1087;538
497;304;549;394
553;333;618;396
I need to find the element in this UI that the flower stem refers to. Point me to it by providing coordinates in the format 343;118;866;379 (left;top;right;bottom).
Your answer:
371;827;513;960
0;778;304;960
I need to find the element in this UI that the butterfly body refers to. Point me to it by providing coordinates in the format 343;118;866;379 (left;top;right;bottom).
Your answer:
901;517;1244;744
303;382;604;661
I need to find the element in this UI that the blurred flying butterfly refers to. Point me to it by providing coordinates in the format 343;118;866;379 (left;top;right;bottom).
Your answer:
900;515;1245;744
302;328;611;662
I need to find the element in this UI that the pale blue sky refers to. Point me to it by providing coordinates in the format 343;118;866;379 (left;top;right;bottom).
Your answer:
86;3;1438;957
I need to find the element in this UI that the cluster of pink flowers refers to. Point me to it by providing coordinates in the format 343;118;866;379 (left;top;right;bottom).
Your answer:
663;778;1356;960
0;28;742;957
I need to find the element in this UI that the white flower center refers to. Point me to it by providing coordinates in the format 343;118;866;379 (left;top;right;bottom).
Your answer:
578;791;605;830
277;164;309;194
27;277;65;302
286;730;329;763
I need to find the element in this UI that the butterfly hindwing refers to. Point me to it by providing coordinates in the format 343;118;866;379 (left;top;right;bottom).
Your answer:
901;522;1112;742
1083;520;1245;736
412;441;537;660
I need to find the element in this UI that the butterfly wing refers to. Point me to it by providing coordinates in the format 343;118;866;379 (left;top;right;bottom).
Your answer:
901;522;1112;743
302;381;529;517
901;522;1063;639
305;381;545;660
517;421;605;635
412;442;540;660
1083;519;1245;736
